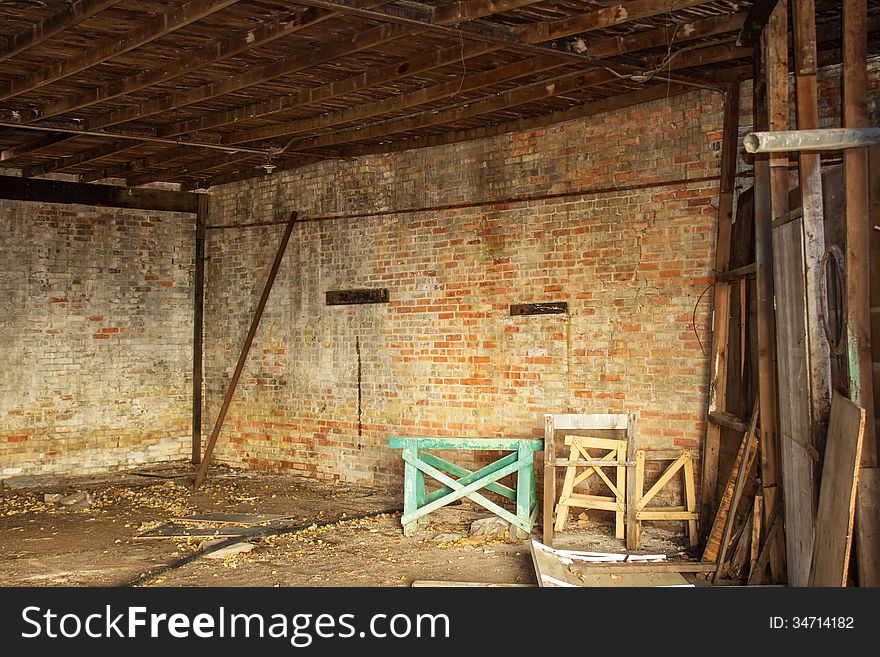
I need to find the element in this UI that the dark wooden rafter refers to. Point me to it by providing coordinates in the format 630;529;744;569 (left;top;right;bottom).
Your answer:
30;6;338;122
0;0;120;65
225;54;567;144
583;10;747;59
0;174;198;213
0;133;77;164
85;22;416;130
0;0;243;103
157;40;501;138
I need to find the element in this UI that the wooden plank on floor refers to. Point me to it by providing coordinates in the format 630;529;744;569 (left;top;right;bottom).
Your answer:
530;539;581;587
170;513;297;525
133;523;257;539
410;581;532;587
808;393;866;586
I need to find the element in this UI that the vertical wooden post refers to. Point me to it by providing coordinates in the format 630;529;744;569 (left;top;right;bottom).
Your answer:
516;442;534;539
192;193;207;465
843;0;876;463
701;81;740;540
193;211;299;490
753;32;786;583
768;0;814;587
844;0;880;588
542;414;556;546
791;0;832;446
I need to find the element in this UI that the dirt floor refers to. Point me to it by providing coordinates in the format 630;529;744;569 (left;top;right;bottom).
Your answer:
0;463;700;587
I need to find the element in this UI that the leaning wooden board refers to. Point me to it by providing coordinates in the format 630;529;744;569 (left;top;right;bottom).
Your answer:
808;393;866;586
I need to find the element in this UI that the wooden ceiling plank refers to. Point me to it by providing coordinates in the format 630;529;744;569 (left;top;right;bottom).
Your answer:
433;0;545;24
0;133;78;164
0;0;243;102
127;151;260;187
157;39;499;137
0;0;121;64
22;140;136;178
737;0;783;47
584;10;747;59
85;22;416;130
33;7;337;121
75;146;204;182
282;36;747;153
225;53;566;144
518;0;714;44
195;82;691;189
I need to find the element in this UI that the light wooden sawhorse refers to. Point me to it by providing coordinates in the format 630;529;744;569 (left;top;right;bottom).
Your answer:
631;449;698;549
543;413;637;547
388;437;543;537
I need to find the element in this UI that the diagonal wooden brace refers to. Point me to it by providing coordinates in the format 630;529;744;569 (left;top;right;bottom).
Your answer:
401;451;531;531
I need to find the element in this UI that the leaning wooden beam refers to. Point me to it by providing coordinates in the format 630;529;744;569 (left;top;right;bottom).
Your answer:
752;32;786;583
736;0;782;47
808;393;866;586
701;81;740;540
0;0;119;65
0;174;199;213
85;23;415;130
518;0;711;45
433;0;544;24
745;128;880;152
767;0;814;589
791;0;832;451
225;54;566;144
157;40;499;137
30;7;336;122
0;0;242;102
193;211;299;490
0;133;77;164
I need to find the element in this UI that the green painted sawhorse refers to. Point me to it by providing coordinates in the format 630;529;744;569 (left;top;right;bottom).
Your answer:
388;437;544;537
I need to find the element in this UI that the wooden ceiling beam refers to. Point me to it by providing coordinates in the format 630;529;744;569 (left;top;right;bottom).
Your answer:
0;0;121;64
30;7;336;122
433;0;544;24
737;0;783;47
157;39;499;137
0;174;199;213
0;0;242;102
0;133;78;164
85;22;415;130
518;0;714;44
583;10;747;59
23;140;138;178
225;54;566;144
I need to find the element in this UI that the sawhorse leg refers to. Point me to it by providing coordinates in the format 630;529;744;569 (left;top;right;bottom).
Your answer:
402;441;419;536
515;443;535;538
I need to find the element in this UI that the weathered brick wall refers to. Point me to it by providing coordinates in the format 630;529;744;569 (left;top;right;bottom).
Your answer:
203;87;723;499
0;201;194;480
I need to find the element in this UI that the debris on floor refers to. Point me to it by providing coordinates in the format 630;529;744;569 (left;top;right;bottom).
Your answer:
203;541;255;560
